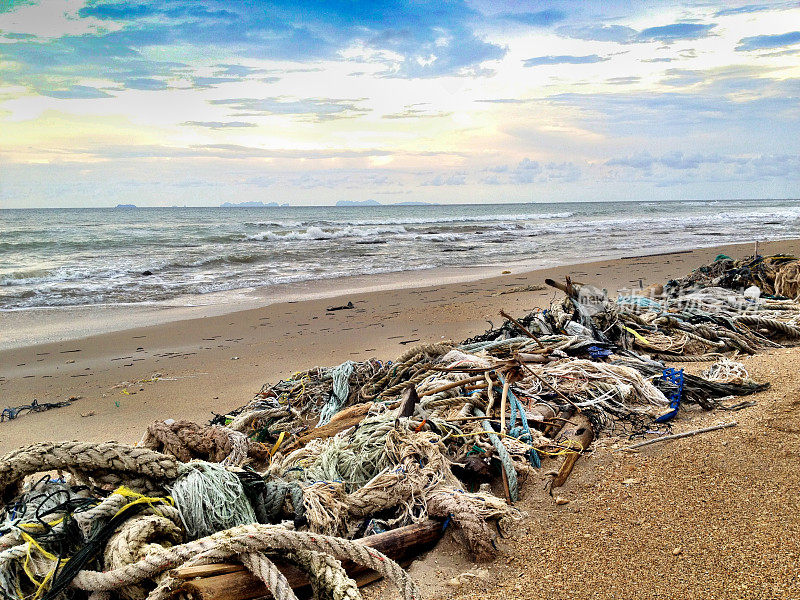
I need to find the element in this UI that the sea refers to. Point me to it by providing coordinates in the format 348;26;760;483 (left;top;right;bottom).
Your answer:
1;199;799;311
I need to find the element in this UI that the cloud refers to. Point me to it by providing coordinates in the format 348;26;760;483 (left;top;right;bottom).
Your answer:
606;151;800;185
181;121;257;129
660;69;704;87
736;31;800;51
474;98;530;104
0;0;34;13
421;173;466;186
123;77;168;90
209;97;370;121
213;64;265;77
607;151;712;170
523;54;608;67
498;10;566;27
0;0;508;93
382;104;451;119
606;76;640;85
637;22;716;43
39;85;114;99
2;31;36;39
192;76;243;88
714;4;775;17
557;24;636;43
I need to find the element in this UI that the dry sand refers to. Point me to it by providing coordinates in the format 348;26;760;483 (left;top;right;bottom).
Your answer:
2;238;799;599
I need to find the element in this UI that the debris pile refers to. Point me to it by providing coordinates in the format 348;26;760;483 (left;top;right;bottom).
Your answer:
1;253;798;600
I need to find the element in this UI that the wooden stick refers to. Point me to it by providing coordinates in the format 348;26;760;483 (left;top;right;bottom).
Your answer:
177;520;445;600
445;415;500;423
429;365;498;373
283;402;373;452
619;421;738;452
500;464;513;504
485;373;496;416
499;377;510;434
421;374;487;397
464;382;489;392
173;564;244;580
500;309;545;348
552;412;594;487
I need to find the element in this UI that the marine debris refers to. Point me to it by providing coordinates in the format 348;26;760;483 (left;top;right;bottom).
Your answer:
0;253;797;600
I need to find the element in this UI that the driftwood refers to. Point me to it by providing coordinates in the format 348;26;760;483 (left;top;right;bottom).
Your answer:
499;309;545;348
326;301;354;311
619;421;738;451
421;374;488;397
396;386;420;419
544;407;574;438
552;412;594;488
176;520;444;600
283;402;373;452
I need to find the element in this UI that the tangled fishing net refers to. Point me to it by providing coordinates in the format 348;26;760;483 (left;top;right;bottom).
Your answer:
1;252;794;600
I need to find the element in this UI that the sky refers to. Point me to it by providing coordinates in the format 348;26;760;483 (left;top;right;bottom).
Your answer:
0;0;799;207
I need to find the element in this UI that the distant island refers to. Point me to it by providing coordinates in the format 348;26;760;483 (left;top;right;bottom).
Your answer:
220;201;289;207
335;199;381;207
335;199;439;207
115;204;137;208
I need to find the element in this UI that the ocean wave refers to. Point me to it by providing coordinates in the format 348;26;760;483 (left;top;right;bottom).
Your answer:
244;220;304;228
340;211;576;227
247;225;407;242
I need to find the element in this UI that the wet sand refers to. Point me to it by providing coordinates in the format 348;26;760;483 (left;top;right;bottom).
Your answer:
1;238;798;453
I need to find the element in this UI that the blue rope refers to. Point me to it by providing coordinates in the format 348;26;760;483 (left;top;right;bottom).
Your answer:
500;374;541;468
474;407;518;501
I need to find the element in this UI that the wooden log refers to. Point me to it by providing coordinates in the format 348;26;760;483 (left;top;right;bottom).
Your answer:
283;402;372;452
525;402;557;424
396;386;420;419
551;412;594;488
518;352;550;364
173;563;244;580
177;520;444;600
544;407;574;438
421;374;488;397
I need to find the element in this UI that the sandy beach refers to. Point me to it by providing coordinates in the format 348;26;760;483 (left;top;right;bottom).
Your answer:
2;238;798;453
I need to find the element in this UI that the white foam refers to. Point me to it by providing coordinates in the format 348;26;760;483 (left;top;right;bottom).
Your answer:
247;225;408;242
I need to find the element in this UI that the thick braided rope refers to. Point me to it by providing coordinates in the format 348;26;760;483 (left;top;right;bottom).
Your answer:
241;553;299;600
104;514;184;600
0;442;180;501
683;330;725;348
653;353;723;363
229;406;293;433
260;482;305;524
70;524;419;600
735;315;800;338
288;549;361;600
376;369;432;400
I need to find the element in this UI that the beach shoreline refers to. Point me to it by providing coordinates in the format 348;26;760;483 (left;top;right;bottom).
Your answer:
1;238;798;453
4;235;786;351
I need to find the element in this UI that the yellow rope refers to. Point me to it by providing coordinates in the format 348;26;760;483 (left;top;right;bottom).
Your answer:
112;485;174;518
